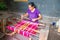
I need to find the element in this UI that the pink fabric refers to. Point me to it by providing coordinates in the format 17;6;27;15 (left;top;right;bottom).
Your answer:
7;20;38;37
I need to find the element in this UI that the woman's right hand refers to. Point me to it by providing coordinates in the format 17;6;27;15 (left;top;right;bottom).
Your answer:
21;13;28;20
21;14;24;20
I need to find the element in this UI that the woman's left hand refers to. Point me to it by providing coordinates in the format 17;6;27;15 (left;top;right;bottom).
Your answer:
32;19;37;22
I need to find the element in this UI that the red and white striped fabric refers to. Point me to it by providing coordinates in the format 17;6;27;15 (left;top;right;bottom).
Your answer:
7;20;38;37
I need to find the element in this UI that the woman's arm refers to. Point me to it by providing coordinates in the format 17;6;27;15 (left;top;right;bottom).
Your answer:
32;14;42;21
36;14;42;20
23;13;28;17
21;13;28;19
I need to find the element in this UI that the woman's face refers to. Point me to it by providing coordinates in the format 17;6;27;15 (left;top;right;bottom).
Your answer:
28;5;34;11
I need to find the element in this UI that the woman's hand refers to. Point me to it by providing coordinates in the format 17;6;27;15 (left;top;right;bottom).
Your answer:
21;15;24;20
21;13;28;20
32;19;37;22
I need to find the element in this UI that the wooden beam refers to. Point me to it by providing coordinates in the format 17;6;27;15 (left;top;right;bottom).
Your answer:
14;0;28;2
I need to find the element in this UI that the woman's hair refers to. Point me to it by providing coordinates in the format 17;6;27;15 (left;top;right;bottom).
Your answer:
28;2;36;8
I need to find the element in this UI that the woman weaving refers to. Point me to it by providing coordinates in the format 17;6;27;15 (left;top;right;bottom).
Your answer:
6;2;44;40
21;2;42;23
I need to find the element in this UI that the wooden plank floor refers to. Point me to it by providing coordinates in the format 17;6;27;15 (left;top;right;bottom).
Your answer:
48;25;60;40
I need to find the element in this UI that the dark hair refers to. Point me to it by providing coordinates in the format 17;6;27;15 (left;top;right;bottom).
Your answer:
28;2;36;8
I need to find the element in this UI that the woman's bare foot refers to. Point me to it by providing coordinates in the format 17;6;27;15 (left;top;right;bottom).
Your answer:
39;23;46;27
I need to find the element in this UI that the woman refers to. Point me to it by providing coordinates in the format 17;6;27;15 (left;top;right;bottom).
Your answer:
21;2;42;40
21;2;42;23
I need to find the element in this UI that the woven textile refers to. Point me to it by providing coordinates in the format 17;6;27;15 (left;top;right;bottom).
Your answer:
7;20;38;37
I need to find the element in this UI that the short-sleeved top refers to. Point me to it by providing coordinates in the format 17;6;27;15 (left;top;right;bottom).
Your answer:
27;8;40;23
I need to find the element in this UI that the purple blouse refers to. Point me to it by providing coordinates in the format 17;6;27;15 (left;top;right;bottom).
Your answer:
27;8;40;23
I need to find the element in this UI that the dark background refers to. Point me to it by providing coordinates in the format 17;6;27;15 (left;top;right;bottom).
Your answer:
0;0;60;17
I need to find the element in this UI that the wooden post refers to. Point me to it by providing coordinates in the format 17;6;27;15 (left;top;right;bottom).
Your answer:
58;27;60;32
1;18;6;33
39;30;49;40
29;38;32;40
